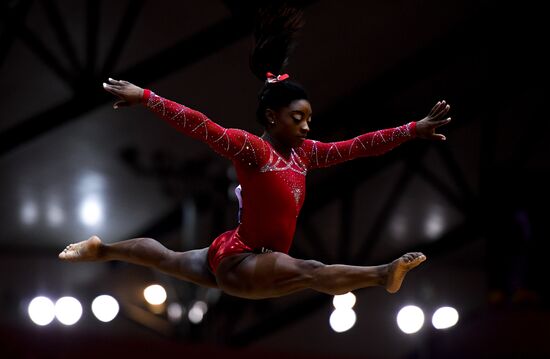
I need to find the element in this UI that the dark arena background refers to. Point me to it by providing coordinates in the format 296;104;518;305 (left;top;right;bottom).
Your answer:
0;1;548;358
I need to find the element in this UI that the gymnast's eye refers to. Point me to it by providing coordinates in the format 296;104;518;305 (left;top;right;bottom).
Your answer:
291;111;303;122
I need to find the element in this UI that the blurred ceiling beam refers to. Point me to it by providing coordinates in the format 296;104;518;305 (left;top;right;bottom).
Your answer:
0;11;254;157
40;0;81;72
0;0;33;67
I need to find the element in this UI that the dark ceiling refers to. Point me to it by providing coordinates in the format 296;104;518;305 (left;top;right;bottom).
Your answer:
0;0;548;358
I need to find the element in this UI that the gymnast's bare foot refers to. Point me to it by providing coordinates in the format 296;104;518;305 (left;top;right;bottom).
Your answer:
385;252;426;293
58;235;103;262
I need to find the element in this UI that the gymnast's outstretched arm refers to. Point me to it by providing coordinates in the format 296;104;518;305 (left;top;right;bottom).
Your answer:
298;101;451;169
102;78;270;167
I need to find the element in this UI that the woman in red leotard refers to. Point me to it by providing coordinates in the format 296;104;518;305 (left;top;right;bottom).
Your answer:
59;5;451;299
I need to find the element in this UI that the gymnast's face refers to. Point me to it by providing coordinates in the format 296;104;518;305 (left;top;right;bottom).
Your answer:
266;99;312;148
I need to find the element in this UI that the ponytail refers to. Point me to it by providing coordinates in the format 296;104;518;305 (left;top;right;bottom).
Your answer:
249;2;309;126
249;2;304;81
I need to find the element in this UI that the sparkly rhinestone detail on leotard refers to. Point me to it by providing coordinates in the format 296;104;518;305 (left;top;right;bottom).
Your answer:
260;147;307;175
259;146;307;210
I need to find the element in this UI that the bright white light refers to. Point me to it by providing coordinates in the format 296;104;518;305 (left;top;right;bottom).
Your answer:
188;307;203;323
397;305;425;334
21;201;38;225
143;284;167;305
432;306;459;329
28;297;55;326
46;201;64;226
167;303;184;322
188;301;208;324
329;308;357;333
333;292;356;309
79;195;103;226
91;295;119;322
425;209;444;239
194;300;208;314
55;297;83;325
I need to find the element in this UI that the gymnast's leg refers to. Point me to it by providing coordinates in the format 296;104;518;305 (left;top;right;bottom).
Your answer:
59;236;217;288
215;251;426;299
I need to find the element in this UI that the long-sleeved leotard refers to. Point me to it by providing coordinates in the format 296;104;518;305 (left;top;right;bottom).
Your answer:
141;89;417;273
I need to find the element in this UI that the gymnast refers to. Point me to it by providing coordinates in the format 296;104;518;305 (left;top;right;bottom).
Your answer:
59;5;451;300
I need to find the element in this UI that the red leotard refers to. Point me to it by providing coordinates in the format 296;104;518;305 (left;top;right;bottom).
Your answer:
141;89;417;273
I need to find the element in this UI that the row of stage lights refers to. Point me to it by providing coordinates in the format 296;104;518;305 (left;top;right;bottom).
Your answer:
27;284;209;326
28;289;457;334
28;294;119;326
329;293;459;334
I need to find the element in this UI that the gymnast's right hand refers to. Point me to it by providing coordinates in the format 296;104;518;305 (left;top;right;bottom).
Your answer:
102;78;144;109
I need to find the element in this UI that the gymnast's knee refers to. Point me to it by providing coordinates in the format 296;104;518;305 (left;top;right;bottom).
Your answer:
295;259;326;283
298;259;325;272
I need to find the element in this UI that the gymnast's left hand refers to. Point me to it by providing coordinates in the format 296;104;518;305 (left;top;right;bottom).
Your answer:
102;78;144;109
415;100;452;141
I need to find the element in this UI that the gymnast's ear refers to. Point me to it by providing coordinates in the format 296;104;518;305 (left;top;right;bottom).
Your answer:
265;109;277;125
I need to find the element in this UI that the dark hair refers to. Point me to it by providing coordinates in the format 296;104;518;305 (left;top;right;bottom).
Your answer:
249;2;309;126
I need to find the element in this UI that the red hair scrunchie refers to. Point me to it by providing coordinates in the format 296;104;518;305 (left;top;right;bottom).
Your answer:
266;72;290;83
